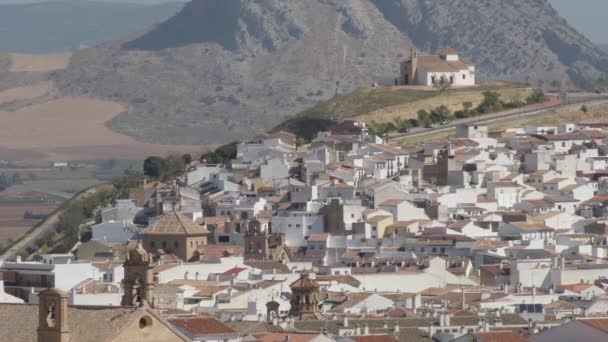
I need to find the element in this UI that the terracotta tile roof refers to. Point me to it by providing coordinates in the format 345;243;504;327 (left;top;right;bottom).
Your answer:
350;335;398;342
580;318;608;333
144;211;209;235
331;293;374;311
315;275;361;287
366;215;394;223
545;177;568;184
192;285;229;298
544;300;578;310
379;199;405;206
524;199;554;208
490;181;521;188
386;307;408;318
374;144;408;155
307;233;330;242
290;274;319;289
417;55;472;72
196;245;244;260
222;267;248;276
510;222;554;232
258;332;319;342
448;220;471;230
558;283;594;293
0;302;183;342
170;317;236;335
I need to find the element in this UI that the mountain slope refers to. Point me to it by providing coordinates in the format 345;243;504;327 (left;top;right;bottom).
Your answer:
51;0;608;145
0;1;183;53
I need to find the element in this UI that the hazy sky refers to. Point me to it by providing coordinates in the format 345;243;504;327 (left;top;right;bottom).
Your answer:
550;0;608;43
0;0;604;43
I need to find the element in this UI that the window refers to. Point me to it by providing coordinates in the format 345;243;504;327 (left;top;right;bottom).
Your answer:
432;247;437;253
219;236;230;243
308;225;312;230
174;241;179;248
440;247;446;254
351;214;355;218
295;224;301;228
150;241;156;248
162;241;167;249
463;74;466;80
372;227;377;231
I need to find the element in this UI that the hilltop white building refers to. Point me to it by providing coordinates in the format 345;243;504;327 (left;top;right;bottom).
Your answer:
400;47;476;87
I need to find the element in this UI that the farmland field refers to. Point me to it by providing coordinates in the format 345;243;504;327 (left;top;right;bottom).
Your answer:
0;204;57;246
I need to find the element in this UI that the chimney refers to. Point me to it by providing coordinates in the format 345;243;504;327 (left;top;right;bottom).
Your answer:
364;324;369;336
355;324;361;336
393;322;400;336
482;319;490;332
461;287;466;310
504;284;510;295
445;312;451;327
343;316;349;328
273;316;278;326
383;321;388;329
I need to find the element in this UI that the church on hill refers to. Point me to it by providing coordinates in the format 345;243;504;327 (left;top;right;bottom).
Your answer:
400;46;476;87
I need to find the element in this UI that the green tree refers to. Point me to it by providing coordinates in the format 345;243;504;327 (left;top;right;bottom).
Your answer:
143;156;166;180
182;153;193;166
112;170;143;199
393;117;412;132
581;105;589;114
417;109;433;128
526;88;548;104
201;142;238;164
477;91;502;114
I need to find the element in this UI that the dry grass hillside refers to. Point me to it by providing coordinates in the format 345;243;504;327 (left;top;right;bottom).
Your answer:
0;82;50;106
356;86;533;123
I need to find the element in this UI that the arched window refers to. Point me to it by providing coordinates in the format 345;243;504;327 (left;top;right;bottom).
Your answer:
46;304;56;328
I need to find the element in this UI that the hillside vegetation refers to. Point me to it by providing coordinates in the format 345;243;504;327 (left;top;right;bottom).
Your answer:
276;85;537;139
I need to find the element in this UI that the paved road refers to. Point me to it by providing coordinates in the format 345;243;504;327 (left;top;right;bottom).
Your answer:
390;95;608;143
0;185;102;263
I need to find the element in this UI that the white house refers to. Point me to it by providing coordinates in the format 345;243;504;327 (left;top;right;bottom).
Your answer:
400;47;475;87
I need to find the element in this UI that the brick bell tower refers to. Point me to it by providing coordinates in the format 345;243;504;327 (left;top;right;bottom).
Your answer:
289;272;324;320
121;241;155;307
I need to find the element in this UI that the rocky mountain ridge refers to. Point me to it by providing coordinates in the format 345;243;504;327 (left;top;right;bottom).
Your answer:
49;0;608;145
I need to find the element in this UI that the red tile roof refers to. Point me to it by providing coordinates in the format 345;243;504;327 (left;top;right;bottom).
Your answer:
580;318;608;334
222;267;248;276
170;317;236;335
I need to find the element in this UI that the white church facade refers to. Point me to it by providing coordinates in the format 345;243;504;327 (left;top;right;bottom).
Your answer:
400;47;476;87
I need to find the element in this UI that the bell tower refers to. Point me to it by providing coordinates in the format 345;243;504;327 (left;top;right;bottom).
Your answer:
37;288;70;342
289;273;323;320
121;241;155;307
